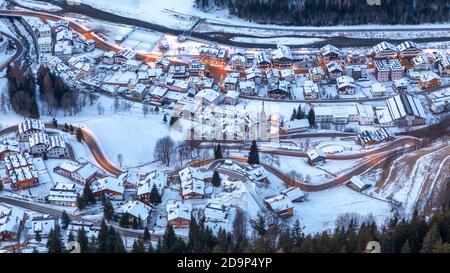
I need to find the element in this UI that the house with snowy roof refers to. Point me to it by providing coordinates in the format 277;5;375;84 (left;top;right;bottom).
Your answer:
47;182;78;207
306;148;326;165
91;176;124;200
325;61;343;81
321;44;342;61
0;139;20;160
29;215;57;239
166;200;192;228
418;72;441;89
281;187;305;202
347;176;372;192
194;89;223;106
264;195;294;219
0;204;26;241
116;200;152;226
179;167;206;200
336;76;356;95
397;41;421;59
54;160;100;185
3;153;39;190
272;45;293;68
372;41;398;59
137;170;168;204
17;119;45;141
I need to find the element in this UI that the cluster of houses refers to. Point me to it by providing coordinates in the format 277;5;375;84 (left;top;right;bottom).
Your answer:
0;120;69;191
36;19;95;61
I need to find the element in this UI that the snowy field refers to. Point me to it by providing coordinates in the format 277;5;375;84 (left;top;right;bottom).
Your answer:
82;115;184;168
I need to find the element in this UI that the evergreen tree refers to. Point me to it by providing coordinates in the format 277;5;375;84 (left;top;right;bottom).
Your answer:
162;224;177;252
297;105;305;119
97;220;109;253
290;108;297;121
132;217;139;229
35;231;42;243
401;240;411;253
52;118;58;128
47;225;64;253
68;231;75;243
114;231;127;253
212;229;231;253
247;140;260;165
120;213;130;228
307;108;316;126
77;228;90;253
211;170;222;187
143;227;151;242
0;181;3;192
149;184;162;205
77;196;86;210
61;210;71;229
103;199;115;221
82;183;95;205
132;239;145;253
214;144;223;159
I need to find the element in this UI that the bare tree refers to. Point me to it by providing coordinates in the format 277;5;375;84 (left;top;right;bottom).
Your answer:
142;103;149;118
117;153;124;167
232;208;247;244
154;136;176;166
97;102;105;115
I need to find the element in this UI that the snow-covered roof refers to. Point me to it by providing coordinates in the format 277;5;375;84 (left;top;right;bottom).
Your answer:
326;61;343;73
285;119;310;130
0;204;25;234
74;163;98;180
166;200;191;222
195;89;221;103
204;202;229;223
306;148;326;161
371;83;387;94
137;170;167;195
281;187;305;201
321;44;341;56
272;44;293;60
386;94;427;120
18;119;45;134
372;41;398;54
336;76;355;89
91;176;124;195
265;195;293;213
420;71;441;83
116;200;151;220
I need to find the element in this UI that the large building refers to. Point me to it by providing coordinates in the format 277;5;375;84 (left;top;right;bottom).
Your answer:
386;94;427;127
3;153;39;190
17;119;45;141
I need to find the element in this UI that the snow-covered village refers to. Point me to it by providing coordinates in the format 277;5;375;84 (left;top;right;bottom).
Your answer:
0;0;449;257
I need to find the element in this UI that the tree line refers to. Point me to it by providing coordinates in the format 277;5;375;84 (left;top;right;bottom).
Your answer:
195;0;450;26
37;66;82;116
44;193;450;253
6;65;39;118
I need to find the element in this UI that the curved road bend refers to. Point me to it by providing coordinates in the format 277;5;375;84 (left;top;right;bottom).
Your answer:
0;123;123;176
201;136;422;160
0;31;24;70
